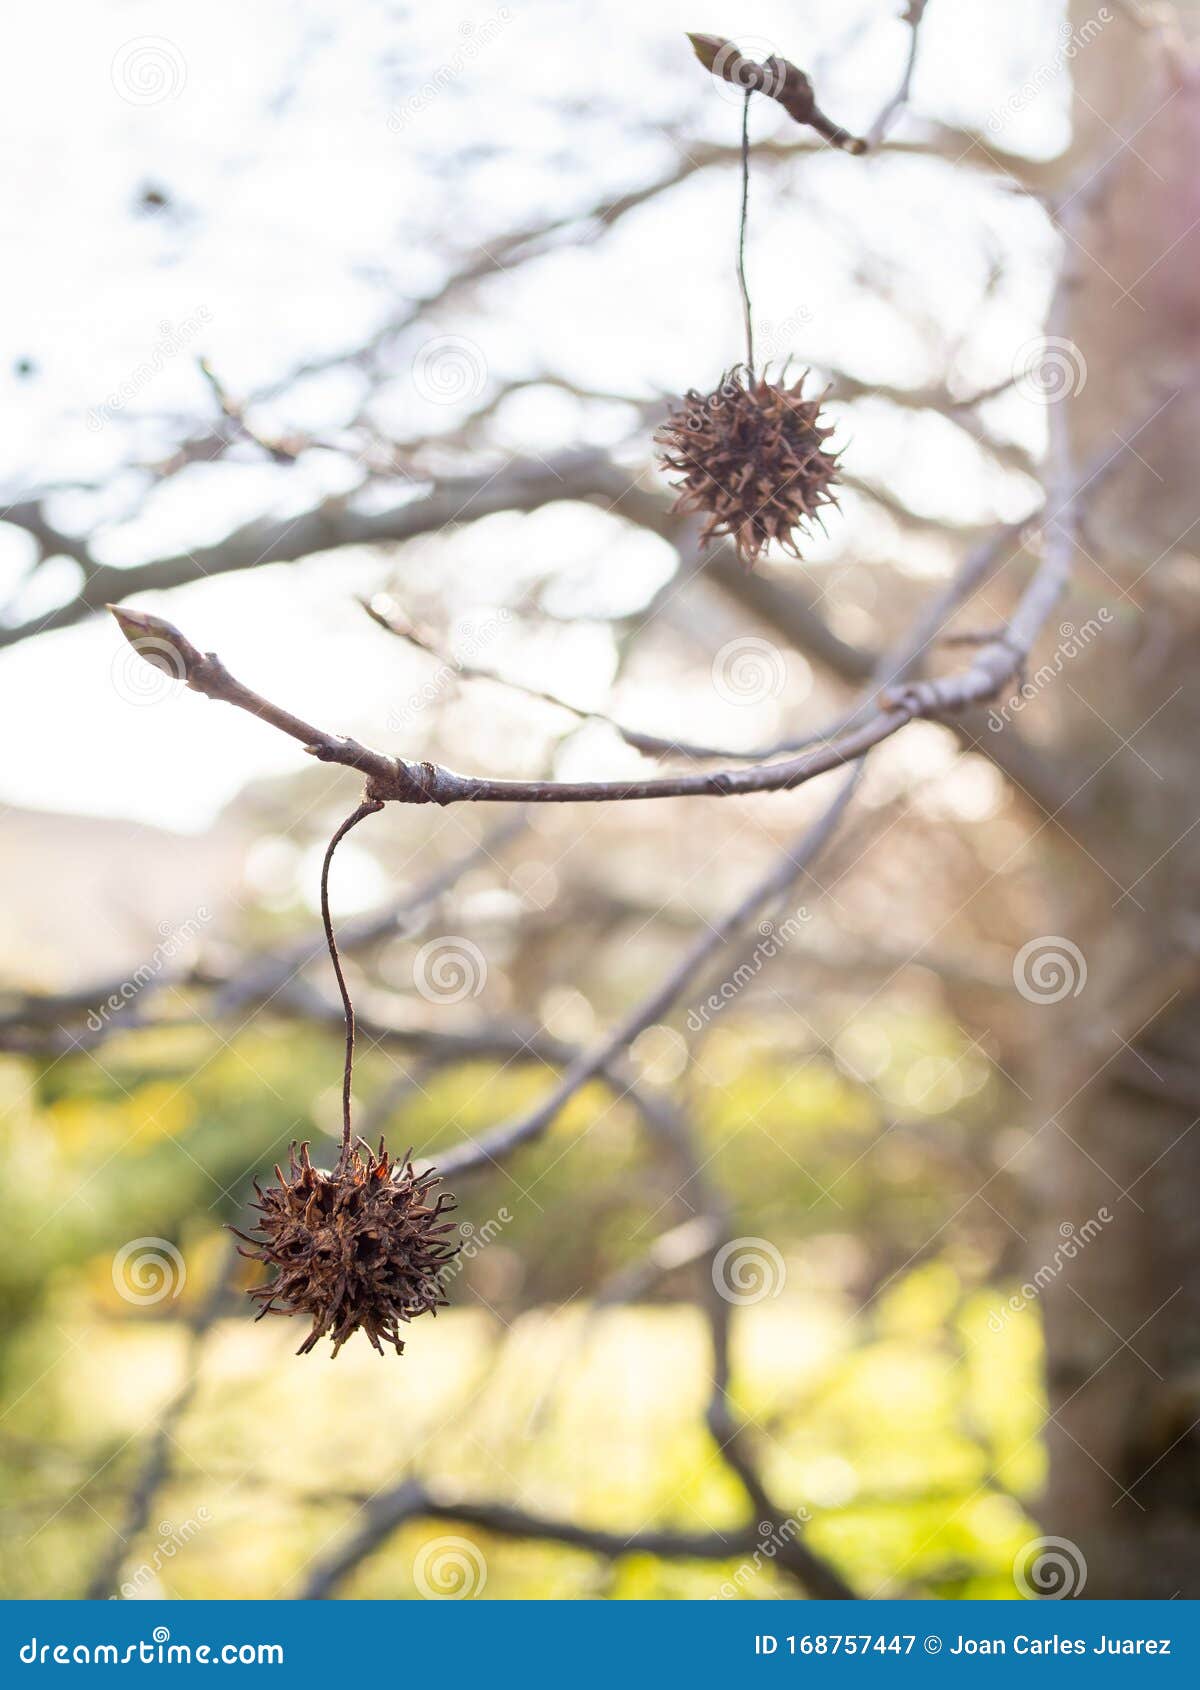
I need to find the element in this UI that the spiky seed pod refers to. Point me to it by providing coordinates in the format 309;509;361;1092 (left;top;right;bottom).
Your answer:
234;1140;460;1357
655;365;840;569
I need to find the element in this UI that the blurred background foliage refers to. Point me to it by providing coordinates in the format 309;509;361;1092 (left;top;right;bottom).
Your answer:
0;988;1046;1597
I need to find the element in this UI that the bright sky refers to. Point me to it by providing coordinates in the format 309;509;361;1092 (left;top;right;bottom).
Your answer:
0;0;1070;829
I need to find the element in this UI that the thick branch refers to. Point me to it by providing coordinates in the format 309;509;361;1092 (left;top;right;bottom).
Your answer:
302;1478;781;1598
2;452;615;651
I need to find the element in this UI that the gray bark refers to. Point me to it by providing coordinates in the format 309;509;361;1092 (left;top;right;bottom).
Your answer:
1036;1;1200;1599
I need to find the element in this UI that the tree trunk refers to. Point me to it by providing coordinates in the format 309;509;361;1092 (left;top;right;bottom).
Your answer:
1035;2;1200;1599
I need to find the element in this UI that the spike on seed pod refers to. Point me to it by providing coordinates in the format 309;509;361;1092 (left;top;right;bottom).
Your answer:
233;1139;460;1357
654;364;841;570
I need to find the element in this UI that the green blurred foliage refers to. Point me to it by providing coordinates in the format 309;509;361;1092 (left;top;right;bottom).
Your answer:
0;1001;1045;1600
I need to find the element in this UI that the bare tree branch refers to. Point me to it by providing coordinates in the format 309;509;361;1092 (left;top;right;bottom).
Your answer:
865;1;933;150
434;770;860;1179
104;538;1067;809
300;1478;787;1598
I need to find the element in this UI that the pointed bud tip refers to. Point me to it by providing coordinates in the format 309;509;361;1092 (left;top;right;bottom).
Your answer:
107;604;196;678
108;603;181;642
686;32;727;73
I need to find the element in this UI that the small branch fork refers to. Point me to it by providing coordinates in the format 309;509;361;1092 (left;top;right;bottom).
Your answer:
105;571;1056;812
865;1;932;149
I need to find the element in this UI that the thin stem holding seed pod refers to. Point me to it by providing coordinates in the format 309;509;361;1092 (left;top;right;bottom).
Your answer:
737;87;755;371
320;797;385;1167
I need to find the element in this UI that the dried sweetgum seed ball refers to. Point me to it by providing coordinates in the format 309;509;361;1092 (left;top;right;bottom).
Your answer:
235;1139;459;1357
655;365;840;569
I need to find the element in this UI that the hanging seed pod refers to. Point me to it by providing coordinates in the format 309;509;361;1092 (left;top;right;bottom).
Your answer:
655;364;840;569
235;1139;460;1356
